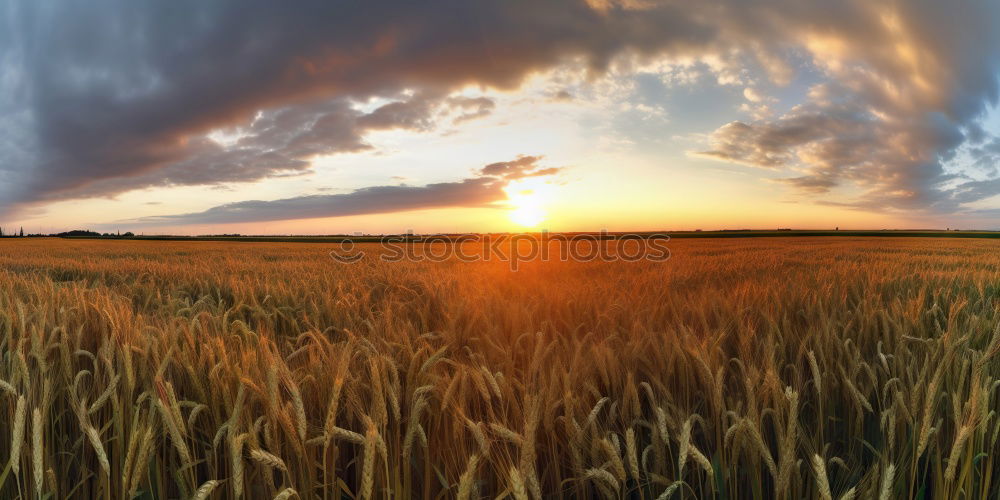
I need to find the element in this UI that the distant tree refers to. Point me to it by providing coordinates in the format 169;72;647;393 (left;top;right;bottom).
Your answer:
55;230;103;237
0;227;3;237
123;232;135;237
19;227;23;237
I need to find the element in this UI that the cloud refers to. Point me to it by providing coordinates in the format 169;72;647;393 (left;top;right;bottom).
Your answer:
695;92;975;211
968;137;1000;174
1;0;1000;217
773;175;839;194
479;155;563;179
356;94;439;132
688;0;1000;212
551;90;576;102
696;99;886;186
947;177;1000;205
742;88;763;103
120;156;560;226
0;0;711;212
21;93;497;200
447;97;497;124
128;180;502;226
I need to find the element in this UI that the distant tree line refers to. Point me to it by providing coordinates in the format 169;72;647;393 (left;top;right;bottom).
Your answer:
54;230;134;238
0;228;134;238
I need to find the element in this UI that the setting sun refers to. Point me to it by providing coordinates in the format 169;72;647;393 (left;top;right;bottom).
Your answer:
509;204;545;227
505;177;554;228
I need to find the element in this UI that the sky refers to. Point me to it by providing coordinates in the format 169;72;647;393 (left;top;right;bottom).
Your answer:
3;0;1000;234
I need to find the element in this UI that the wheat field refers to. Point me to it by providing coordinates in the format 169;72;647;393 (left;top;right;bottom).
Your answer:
0;236;997;499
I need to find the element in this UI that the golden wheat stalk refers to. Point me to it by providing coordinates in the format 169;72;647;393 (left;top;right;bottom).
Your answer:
944;424;972;482
273;487;299;499
250;448;288;472
656;480;684;499
128;425;156;498
811;454;832;500
457;453;481;500
808;351;822;396
192;479;222;500
509;467;528;500
9;395;25;474
323;376;344;441
32;408;43;497
287;378;307;443
600;437;626;482
361;424;377;500
838;487;856;500
879;463;895;500
584;467;620;494
229;432;246;498
0;379;16;396
84;424;110;476
626;428;640;480
157;399;192;465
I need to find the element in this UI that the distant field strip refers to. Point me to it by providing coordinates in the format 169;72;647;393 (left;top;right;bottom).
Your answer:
47;229;1000;243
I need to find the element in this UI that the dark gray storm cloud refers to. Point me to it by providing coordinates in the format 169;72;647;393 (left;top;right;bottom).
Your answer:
124;156;560;225
0;0;712;212
58;93;479;198
1;0;1000;217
